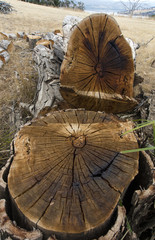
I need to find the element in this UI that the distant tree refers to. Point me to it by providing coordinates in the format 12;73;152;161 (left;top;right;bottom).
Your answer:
77;1;84;10
70;0;76;9
21;0;85;10
121;0;141;15
50;0;61;6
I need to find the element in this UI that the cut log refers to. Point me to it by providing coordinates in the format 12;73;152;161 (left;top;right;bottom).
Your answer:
8;33;17;40
54;29;61;35
0;51;10;63
0;32;9;39
0;32;16;40
36;39;53;49
8;110;139;240
60;14;137;113
0;40;14;52
27;35;42;49
43;32;64;60
17;32;25;38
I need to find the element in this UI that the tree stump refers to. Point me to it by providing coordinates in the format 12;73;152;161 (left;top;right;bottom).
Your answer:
27;35;42;49
8;110;139;239
60;14;137;113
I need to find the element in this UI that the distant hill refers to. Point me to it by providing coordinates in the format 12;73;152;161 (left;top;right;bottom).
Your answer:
83;0;155;15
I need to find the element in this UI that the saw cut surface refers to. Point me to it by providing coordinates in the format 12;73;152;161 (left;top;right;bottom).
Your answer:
60;14;136;113
8;110;138;239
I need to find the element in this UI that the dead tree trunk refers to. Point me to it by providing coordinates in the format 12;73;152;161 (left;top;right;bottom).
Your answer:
31;45;63;116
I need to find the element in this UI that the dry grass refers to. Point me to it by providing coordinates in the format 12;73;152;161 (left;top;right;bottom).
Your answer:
0;0;89;33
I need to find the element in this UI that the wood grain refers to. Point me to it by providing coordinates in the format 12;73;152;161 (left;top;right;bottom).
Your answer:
60;14;136;113
8;110;139;239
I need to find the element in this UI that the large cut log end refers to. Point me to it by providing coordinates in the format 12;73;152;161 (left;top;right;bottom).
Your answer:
60;14;137;113
8;110;139;239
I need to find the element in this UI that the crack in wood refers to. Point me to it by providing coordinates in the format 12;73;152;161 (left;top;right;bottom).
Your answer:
92;153;119;177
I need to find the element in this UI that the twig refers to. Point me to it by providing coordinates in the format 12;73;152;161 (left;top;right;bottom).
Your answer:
144;37;154;46
0;150;10;154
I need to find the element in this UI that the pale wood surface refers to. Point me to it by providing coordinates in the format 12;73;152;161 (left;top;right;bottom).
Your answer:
60;14;136;113
8;110;138;239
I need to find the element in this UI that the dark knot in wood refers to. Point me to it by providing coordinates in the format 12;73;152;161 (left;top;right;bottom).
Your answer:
72;135;86;148
95;62;104;77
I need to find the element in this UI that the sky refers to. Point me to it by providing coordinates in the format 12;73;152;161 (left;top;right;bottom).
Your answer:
82;0;155;13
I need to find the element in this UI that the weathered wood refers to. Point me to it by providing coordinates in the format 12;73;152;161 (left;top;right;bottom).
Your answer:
0;200;43;240
44;32;64;61
128;151;155;238
60;86;137;113
0;32;16;40
0;59;3;68
36;39;53;49
98;206;126;240
62;15;82;53
60;14;137;113
27;35;42;49
0;1;13;14
148;90;155;122
8;33;17;40
32;44;63;116
125;37;139;67
0;46;5;53
0;32;8;39
0;157;43;240
17;32;25;38
0;50;10;63
8;110;139;240
0;40;14;52
54;29;61;35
